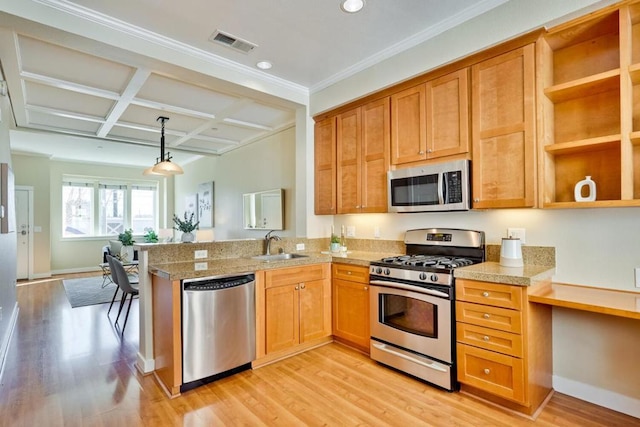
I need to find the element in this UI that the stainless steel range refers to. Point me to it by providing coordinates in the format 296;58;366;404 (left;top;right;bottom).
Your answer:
369;228;485;391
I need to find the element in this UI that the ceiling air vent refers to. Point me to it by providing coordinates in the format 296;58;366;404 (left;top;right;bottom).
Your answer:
209;30;257;54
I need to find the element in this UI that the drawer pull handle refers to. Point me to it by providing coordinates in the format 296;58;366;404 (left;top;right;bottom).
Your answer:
482;291;490;297
483;368;491;375
483;313;490;319
483;336;490;341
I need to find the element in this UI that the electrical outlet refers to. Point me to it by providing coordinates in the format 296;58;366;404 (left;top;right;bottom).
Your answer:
194;262;208;271
0;306;2;321
346;226;356;238
194;249;208;259
635;268;640;288
507;227;526;244
374;227;381;238
296;243;305;251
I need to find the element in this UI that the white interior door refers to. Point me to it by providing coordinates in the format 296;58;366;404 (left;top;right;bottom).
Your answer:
16;188;32;280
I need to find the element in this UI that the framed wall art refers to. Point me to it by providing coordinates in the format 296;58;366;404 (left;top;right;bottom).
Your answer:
197;181;214;228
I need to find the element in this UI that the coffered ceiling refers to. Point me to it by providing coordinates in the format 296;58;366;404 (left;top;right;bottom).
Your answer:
0;0;511;167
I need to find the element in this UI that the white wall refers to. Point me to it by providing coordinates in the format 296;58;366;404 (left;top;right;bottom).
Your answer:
174;126;296;241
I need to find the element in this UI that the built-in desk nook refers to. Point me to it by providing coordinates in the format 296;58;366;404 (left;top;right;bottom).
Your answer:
528;283;640;320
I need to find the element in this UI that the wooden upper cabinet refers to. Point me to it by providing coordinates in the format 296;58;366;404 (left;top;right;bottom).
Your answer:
391;68;470;166
427;68;470;158
337;98;390;213
391;84;426;165
314;117;336;214
471;44;537;208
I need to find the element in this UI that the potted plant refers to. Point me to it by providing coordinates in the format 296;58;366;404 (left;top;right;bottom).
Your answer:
118;228;135;261
330;233;341;253
143;227;159;243
173;212;199;242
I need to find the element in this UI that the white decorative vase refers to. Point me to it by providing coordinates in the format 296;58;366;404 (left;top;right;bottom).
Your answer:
574;176;596;202
121;246;134;262
181;232;195;243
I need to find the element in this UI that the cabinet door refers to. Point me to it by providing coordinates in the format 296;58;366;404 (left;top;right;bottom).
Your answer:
361;98;390;213
391;84;426;165
471;44;536;208
314;117;337;215
337;108;361;213
333;278;370;350
265;284;300;354
426;68;470;158
299;278;331;343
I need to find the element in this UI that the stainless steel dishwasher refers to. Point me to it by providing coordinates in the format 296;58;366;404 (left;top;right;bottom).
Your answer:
182;272;256;388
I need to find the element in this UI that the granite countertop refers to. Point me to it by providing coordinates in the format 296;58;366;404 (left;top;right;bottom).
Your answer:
149;250;402;281
454;261;555;286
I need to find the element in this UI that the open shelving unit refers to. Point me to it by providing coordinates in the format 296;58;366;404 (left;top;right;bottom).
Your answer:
539;5;640;208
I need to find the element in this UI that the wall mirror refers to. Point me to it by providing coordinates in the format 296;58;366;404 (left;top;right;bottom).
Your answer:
243;189;284;230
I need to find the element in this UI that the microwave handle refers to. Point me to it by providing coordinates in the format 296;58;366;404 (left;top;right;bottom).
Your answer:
438;172;446;205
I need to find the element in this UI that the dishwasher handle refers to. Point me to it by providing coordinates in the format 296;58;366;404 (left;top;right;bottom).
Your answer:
183;273;255;291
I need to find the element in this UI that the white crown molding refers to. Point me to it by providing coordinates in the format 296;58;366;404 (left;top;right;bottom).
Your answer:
32;0;309;99
310;0;510;93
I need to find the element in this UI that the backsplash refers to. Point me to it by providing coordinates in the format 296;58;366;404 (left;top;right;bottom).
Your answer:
486;245;556;267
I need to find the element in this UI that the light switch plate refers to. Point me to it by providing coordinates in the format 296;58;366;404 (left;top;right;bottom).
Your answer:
635;268;640;288
296;243;305;251
507;227;526;244
195;250;207;259
346;226;356;238
194;262;208;271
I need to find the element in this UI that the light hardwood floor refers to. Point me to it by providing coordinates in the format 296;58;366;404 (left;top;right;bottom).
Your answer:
1;274;639;427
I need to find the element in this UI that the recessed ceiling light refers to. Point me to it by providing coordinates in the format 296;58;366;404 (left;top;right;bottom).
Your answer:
340;0;365;13
256;61;272;70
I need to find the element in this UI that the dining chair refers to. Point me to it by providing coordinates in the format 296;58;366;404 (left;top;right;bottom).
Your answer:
106;254;138;316
109;255;140;333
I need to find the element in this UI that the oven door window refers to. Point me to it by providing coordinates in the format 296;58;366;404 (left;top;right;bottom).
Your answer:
379;293;437;338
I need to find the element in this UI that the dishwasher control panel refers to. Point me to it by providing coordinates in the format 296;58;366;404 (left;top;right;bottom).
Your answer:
183;273;255;291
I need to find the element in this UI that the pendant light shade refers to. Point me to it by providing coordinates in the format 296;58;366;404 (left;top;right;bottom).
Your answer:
143;116;184;176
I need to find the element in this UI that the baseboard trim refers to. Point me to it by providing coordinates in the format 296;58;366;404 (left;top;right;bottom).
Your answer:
51;266;101;275
553;375;640;418
136;352;155;374
0;303;19;383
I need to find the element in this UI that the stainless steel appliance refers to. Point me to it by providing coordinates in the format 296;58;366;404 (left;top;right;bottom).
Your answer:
369;228;485;391
387;159;470;213
182;272;256;389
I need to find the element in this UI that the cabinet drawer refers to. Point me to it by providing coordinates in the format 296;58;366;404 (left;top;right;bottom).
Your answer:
265;264;327;288
457;323;523;358
332;263;369;283
457;343;526;404
456;279;524;310
456;301;523;334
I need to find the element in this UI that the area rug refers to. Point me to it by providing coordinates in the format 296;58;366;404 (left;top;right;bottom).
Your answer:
63;276;123;308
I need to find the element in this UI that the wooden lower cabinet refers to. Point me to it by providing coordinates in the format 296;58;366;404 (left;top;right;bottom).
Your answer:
456;279;552;416
332;263;370;352
256;263;332;365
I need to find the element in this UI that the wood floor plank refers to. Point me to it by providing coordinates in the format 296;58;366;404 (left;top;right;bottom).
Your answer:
2;274;639;427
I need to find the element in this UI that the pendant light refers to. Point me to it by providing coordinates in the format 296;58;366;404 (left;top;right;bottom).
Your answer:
143;116;184;176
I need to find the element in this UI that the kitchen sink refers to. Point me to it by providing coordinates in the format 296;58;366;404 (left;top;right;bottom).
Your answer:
251;253;309;261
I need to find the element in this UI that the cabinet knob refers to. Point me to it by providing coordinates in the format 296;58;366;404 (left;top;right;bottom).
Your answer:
483;313;490;319
300;283;306;289
483;335;490;341
483;368;491;375
482;291;490;297
295;285;299;290
427;149;432;153
418;150;425;155
347;271;352;275
364;286;368;290
474;198;480;203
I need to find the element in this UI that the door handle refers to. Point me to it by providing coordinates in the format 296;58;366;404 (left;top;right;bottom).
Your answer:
21;230;27;235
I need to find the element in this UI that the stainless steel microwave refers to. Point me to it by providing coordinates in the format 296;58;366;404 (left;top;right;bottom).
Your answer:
387;160;470;213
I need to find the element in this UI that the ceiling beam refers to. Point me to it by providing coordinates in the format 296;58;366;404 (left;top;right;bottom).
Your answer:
97;68;150;138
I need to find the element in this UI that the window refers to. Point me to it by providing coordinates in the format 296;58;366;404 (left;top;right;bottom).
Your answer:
62;177;158;238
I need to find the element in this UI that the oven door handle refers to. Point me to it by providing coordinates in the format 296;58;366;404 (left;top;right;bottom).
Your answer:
372;342;448;372
369;280;449;298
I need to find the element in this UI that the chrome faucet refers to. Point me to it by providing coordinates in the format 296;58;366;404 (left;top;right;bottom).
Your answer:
264;230;281;255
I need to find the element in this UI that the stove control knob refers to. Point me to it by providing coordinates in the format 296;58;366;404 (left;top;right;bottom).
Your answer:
419;273;427;281
430;274;439;282
376;267;383;274
384;268;391;276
